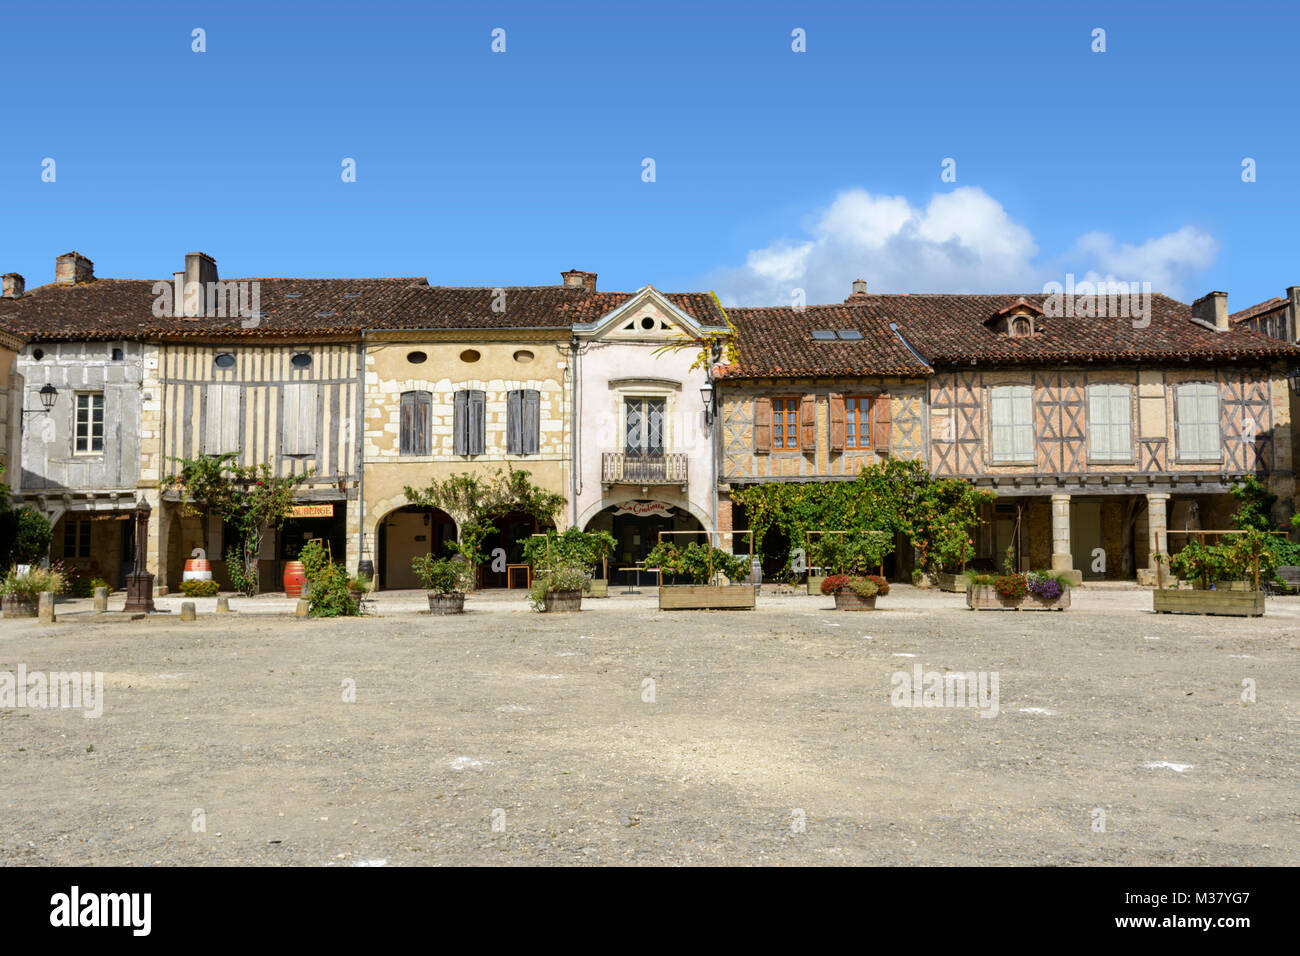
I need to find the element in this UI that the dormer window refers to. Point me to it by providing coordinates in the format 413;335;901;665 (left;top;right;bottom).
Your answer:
987;299;1044;338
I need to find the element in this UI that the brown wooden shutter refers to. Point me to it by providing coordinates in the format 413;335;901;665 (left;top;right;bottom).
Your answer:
753;397;772;453
873;392;891;453
799;394;816;450
828;393;846;452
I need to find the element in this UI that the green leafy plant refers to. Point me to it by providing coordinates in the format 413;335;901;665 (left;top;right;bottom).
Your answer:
522;528;615;611
297;539;359;616
167;454;313;595
411;554;471;594
1229;476;1278;533
1168;541;1224;590
224;547;257;597
644;540;749;585
848;577;880;599
1219;529;1278;587
179;578;219;597
732;459;991;576
403;468;567;574
809;532;894;576
1;564;68;601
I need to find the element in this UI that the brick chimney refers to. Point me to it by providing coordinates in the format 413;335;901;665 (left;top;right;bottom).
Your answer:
184;252;219;316
1;273;23;298
55;252;94;285
1287;286;1300;343
561;269;596;292
1191;291;1229;332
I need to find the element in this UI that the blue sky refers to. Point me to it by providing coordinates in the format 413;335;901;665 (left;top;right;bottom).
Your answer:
2;0;1297;310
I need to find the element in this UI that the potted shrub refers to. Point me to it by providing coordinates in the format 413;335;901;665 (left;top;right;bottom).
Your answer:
821;572;890;610
348;573;373;604
522;528;616;613
806;532;893;595
411;554;470;614
298;540;360;617
1155;536;1266;617
1;565;68;617
645;539;755;610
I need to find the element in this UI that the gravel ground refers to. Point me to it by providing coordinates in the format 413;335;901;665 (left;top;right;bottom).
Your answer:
1;584;1296;866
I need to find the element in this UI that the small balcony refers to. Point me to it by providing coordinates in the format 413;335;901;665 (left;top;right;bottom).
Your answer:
602;452;689;488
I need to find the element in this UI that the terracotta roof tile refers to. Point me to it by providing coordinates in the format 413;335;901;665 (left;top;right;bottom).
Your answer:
721;293;1299;378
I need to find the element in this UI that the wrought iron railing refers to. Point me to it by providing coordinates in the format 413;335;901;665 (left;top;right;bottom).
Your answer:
602;452;688;484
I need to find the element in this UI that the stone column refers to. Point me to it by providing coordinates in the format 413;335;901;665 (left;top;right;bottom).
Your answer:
1050;494;1074;574
1146;493;1170;567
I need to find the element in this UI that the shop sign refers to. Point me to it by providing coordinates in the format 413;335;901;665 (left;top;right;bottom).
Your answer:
611;500;674;517
290;504;334;518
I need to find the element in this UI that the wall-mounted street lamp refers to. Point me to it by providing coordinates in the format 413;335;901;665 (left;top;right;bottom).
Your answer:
700;382;714;425
23;383;57;416
1289;366;1300;394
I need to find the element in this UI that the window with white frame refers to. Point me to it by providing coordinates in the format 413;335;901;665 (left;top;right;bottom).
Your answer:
74;392;104;453
1087;384;1133;461
1175;382;1221;462
989;385;1035;463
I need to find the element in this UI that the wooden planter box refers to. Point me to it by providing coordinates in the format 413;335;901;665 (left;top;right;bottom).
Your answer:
832;591;877;611
1153;588;1265;617
806;575;827;596
659;585;756;610
584;578;609;598
966;584;1070;611
1213;580;1250;592
542;589;582;613
935;572;967;593
1;595;37;618
427;592;465;615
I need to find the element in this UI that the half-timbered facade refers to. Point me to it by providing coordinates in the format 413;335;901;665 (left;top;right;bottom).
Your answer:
717;282;1300;581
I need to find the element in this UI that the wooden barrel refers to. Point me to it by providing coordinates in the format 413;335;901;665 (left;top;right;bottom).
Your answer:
182;558;213;581
283;561;307;598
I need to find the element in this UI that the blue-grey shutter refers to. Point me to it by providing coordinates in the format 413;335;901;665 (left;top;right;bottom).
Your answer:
468;390;486;455
522;389;540;455
506;390;523;455
453;390;468;456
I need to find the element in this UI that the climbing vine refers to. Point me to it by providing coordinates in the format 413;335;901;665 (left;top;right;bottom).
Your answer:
731;459;992;575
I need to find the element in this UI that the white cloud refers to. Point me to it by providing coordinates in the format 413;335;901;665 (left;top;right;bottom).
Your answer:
709;187;1217;306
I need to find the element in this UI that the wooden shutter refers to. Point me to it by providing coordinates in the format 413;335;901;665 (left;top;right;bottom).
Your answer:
873;392;891;453
401;391;430;455
523;389;540;455
753;397;772;453
828;393;846;451
799;394;816;449
506;390;523;454
283;383;319;456
453;390;468;455
203;384;241;454
468;389;486;455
